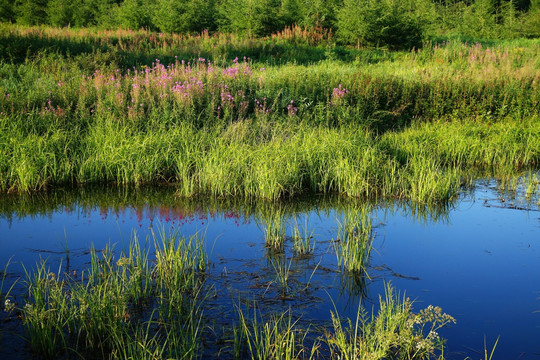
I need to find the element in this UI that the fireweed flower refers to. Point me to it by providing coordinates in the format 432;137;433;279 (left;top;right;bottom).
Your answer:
287;100;298;116
331;84;349;105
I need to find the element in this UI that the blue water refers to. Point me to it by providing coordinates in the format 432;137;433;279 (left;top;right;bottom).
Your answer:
0;183;539;359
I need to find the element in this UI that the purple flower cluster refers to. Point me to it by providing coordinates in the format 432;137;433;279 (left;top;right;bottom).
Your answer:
332;84;349;99
287;100;298;117
254;98;270;114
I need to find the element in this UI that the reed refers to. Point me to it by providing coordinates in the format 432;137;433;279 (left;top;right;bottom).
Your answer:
235;305;318;360
21;261;70;359
496;171;540;207
18;229;208;359
0;260;15;313
483;335;500;360
334;205;374;275
292;215;315;257
268;254;294;299
257;204;288;252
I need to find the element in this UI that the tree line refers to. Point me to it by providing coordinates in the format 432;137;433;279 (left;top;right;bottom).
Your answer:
1;0;539;49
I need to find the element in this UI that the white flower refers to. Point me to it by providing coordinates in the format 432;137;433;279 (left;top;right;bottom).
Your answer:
4;299;15;312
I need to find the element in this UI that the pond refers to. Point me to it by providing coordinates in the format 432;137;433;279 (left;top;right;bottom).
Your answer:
0;181;539;359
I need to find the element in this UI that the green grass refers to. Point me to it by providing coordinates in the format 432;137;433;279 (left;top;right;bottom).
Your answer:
19;229;207;359
256;202;290;251
334;205;374;275
326;282;456;360
0;24;538;204
292;215;316;257
7;221;463;360
235;305;318;360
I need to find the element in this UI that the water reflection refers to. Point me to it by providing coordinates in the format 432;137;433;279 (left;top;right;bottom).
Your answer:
0;183;538;359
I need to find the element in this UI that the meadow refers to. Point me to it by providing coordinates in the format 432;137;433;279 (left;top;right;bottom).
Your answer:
1;24;539;203
0;23;539;359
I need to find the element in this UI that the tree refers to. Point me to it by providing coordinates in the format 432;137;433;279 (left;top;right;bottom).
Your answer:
521;0;540;37
15;0;49;25
218;0;283;36
0;0;15;22
280;0;302;28
47;0;73;27
154;0;216;33
500;0;518;37
472;0;497;37
336;0;425;50
299;0;339;29
117;0;154;30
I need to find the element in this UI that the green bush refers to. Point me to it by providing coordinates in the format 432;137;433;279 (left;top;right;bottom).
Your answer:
0;0;15;22
218;0;284;36
117;0;154;30
336;0;429;50
154;0;216;34
15;0;48;26
521;1;540;38
298;0;339;29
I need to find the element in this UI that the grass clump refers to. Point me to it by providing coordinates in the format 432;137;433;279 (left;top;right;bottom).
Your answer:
234;306;318;360
292;215;315;257
326;283;456;360
334;205;374;275
257;204;288;252
19;229;207;360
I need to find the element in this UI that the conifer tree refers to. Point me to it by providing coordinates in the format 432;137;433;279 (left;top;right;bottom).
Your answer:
47;0;73;27
15;0;49;25
0;0;15;22
117;0;154;30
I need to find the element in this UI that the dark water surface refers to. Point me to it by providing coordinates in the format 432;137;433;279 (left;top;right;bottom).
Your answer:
0;183;539;359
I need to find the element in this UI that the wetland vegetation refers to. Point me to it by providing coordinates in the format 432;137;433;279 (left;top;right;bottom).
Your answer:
0;24;538;203
1;1;539;357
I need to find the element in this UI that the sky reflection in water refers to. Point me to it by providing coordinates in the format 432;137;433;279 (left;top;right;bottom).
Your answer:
0;183;539;359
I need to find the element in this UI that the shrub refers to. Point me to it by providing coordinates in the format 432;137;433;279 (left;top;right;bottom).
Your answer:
336;0;428;50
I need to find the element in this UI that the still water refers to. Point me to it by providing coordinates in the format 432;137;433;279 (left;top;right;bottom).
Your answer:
0;182;539;359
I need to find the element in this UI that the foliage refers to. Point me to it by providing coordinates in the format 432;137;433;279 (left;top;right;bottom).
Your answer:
154;0;216;34
14;0;48;26
0;25;538;204
218;0;284;36
326;283;456;359
1;0;539;41
336;0;429;50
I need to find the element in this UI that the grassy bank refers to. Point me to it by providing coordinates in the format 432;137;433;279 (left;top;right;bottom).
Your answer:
0;25;539;203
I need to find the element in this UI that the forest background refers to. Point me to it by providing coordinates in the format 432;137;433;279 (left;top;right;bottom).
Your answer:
1;0;539;49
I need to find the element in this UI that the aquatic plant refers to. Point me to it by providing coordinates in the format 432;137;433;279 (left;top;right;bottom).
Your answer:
292;215;315;257
257;204;288;252
334;205;374;275
326;282;456;360
268;254;294;299
235;305;318;360
483;335;500;360
22;261;70;359
18;229;207;359
0;260;15;313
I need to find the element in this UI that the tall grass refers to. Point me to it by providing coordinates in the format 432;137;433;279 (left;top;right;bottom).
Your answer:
292;215;315;257
0;260;15;313
235;306;318;360
334;205;374;275
1;25;538;204
257;204;288;251
19;229;207;359
326;282;456;360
